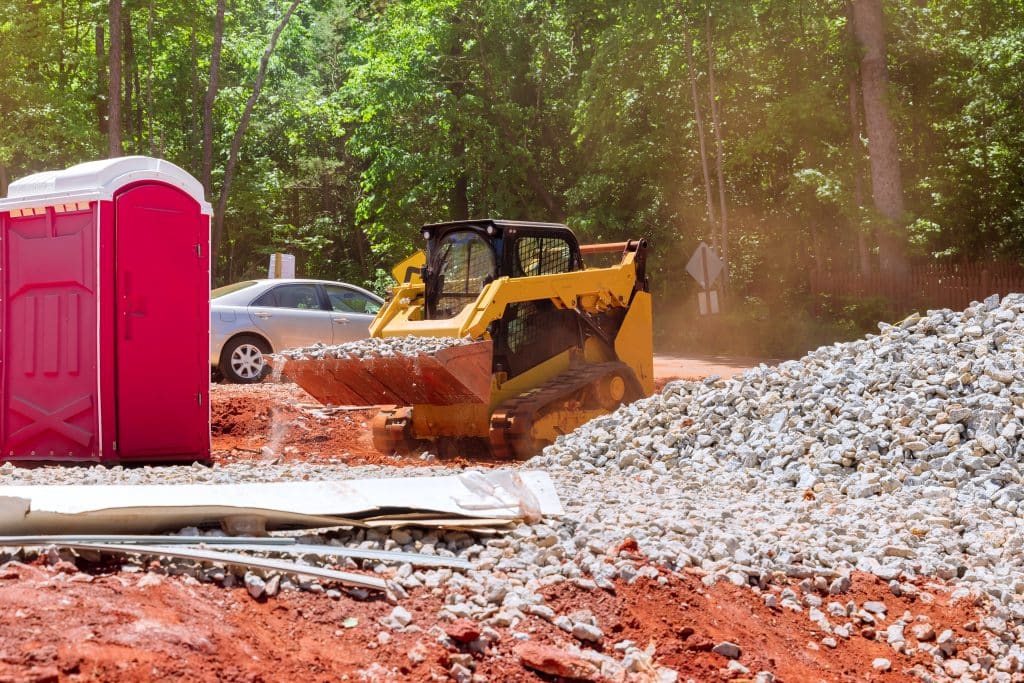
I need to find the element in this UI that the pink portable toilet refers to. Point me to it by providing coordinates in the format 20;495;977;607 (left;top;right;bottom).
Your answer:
0;156;211;464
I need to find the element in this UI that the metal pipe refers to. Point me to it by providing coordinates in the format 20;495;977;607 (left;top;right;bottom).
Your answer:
190;543;473;569
0;535;473;569
0;534;295;546
579;241;635;255
15;541;389;591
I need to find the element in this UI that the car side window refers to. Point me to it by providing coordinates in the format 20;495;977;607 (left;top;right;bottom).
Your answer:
324;285;382;315
251;284;322;310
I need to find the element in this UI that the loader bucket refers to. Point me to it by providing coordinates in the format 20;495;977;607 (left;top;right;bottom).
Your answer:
274;340;493;407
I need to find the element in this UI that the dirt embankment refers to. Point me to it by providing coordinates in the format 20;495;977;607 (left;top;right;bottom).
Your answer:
0;560;986;683
211;383;382;465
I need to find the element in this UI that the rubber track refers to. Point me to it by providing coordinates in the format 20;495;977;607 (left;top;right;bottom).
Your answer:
489;362;632;459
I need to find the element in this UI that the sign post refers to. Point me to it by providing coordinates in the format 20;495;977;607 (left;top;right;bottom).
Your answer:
685;242;724;315
268;253;296;279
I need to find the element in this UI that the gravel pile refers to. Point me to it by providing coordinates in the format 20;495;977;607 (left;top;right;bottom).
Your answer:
279;335;473;360
531;295;1024;596
9;296;1024;679
540;292;1024;496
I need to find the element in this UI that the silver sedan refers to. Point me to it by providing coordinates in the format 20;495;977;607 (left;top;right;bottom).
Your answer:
211;279;384;383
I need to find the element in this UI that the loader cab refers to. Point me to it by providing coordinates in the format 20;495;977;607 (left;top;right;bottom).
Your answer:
422;219;585;377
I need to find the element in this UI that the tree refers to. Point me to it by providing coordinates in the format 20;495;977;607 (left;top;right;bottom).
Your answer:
705;12;729;290
108;0;123;156
212;0;302;257
851;0;908;276
2;0;1023;308
685;31;716;250
202;0;226;195
845;1;872;277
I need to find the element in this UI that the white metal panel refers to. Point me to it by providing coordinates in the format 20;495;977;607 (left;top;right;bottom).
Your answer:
0;470;563;534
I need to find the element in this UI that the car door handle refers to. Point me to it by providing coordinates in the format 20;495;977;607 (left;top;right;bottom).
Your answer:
332;317;350;324
254;312;272;319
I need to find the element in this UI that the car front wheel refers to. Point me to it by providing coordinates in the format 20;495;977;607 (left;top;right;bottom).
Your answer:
220;335;270;383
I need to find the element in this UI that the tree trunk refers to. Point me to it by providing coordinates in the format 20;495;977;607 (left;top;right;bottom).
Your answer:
851;0;907;277
95;24;107;136
146;0;154;153
108;0;123;157
848;70;873;277
202;0;227;196
685;32;717;250
0;164;8;197
846;1;872;277
132;23;143;146
705;12;729;290
58;0;66;88
213;0;301;259
122;9;134;148
189;28;201;165
450;139;469;220
524;170;564;221
351;225;370;278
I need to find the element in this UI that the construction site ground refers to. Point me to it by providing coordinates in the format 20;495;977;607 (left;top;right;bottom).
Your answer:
0;353;1008;682
0;559;986;683
210;354;758;467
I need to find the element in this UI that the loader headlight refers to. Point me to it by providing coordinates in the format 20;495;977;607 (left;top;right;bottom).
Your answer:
422;230;431;240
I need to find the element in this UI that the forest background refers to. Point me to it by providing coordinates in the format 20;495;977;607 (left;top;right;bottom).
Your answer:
1;0;1021;355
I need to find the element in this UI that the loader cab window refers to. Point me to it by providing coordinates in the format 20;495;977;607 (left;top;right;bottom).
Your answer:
431;231;496;319
514;236;574;277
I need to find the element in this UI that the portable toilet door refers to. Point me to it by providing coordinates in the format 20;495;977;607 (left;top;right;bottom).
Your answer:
113;179;210;461
0;156;212;464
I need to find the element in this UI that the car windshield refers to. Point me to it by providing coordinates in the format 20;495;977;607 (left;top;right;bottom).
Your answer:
212;281;258;299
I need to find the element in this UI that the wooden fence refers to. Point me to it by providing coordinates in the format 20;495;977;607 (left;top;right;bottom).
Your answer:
809;262;1024;317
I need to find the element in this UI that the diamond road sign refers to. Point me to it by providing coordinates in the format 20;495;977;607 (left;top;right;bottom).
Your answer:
686;242;724;289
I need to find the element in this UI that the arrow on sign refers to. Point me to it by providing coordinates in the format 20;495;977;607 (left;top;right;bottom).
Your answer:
685;242;724;289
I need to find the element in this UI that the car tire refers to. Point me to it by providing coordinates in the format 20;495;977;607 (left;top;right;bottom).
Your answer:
220;335;271;384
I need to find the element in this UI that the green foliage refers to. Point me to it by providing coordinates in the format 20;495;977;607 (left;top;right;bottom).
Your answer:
1;0;1023;346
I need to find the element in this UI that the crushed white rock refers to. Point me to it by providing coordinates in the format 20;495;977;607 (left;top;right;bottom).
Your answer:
279;336;473;360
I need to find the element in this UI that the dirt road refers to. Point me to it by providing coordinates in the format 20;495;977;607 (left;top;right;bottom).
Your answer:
653;353;768;386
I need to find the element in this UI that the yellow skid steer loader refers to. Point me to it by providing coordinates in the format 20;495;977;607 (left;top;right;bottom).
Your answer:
283;219;653;459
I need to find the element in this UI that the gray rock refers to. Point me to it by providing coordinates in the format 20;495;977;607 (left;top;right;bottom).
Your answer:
937;629;957;657
572;623;604;643
862;601;887;615
943;659;970;677
910;623;935;642
829;576;851;595
712;641;741;659
243;572;265;600
386;606;413;629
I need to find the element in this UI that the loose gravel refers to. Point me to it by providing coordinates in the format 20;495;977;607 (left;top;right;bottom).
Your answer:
279;335;473;360
9;295;1024;680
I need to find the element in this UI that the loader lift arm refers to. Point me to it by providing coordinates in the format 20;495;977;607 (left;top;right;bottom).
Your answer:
371;243;644;339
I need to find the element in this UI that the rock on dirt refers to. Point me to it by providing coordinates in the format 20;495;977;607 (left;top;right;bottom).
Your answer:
516;642;600;681
445;619;481;644
712;641;741;659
